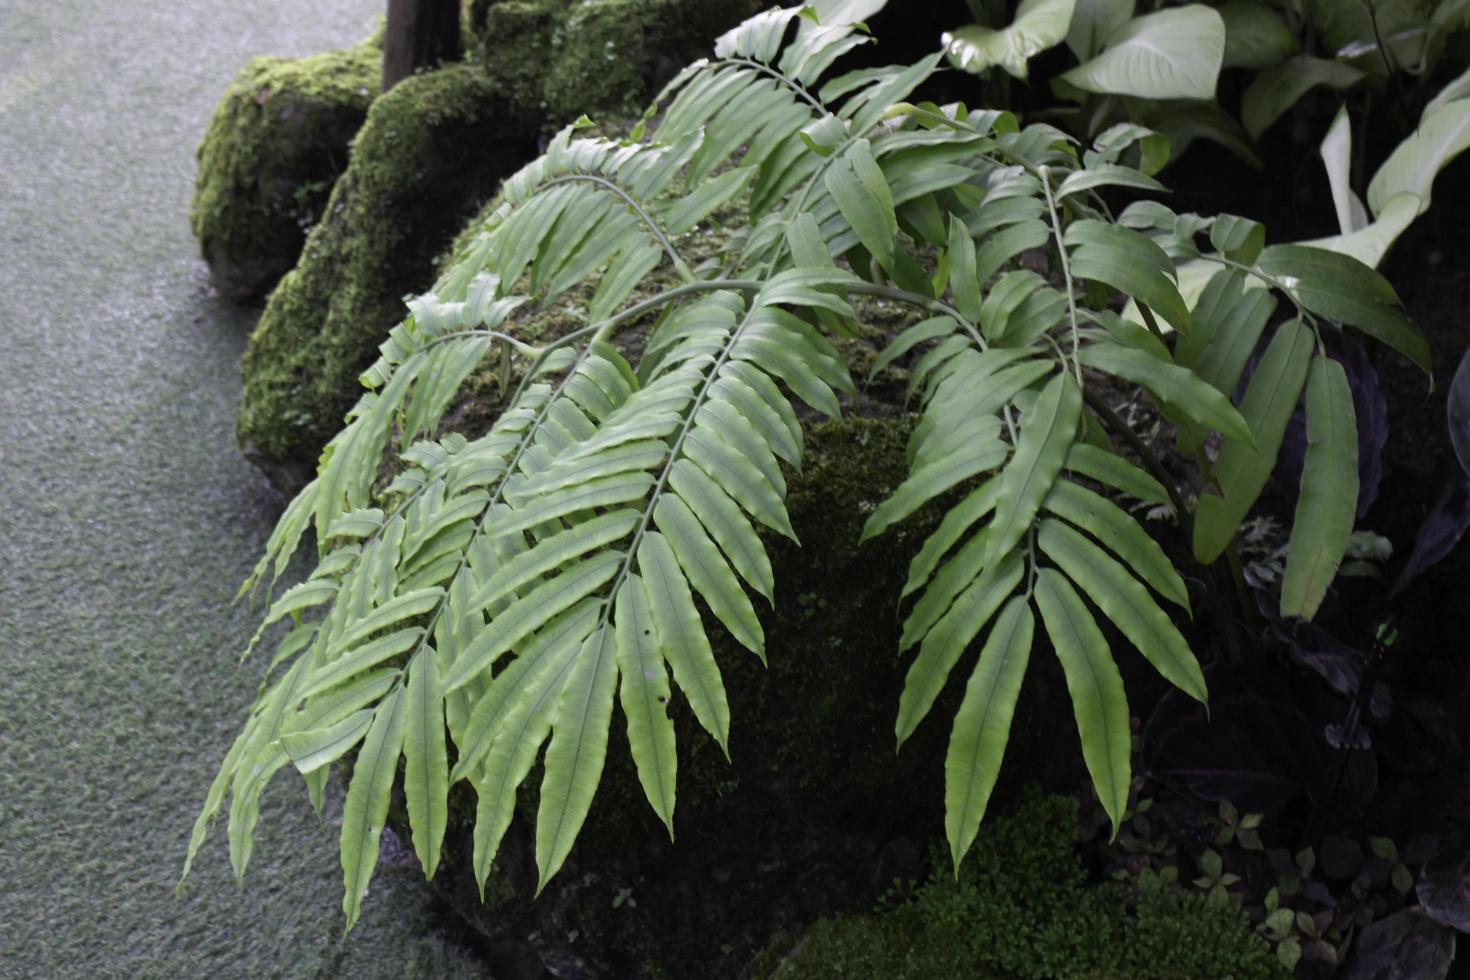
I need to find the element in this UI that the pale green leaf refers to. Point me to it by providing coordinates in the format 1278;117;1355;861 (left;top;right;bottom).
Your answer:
1056;6;1225;100
1367;98;1470;219
1321;105;1369;235
1219;0;1300;69
942;0;1078;80
1066;0;1135;61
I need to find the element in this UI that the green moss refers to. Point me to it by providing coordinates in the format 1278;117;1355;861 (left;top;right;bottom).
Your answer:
190;37;379;301
473;0;756;126
236;64;539;485
762;792;1286;980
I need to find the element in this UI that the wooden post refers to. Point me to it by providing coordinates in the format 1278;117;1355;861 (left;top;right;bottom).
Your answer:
382;0;462;93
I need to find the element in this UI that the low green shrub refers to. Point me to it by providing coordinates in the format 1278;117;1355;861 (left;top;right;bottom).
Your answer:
765;792;1285;980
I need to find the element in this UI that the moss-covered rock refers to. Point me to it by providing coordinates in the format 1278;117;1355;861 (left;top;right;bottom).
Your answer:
190;39;379;302
236;64;539;489
759;791;1287;980
469;0;757;124
414;414;956;979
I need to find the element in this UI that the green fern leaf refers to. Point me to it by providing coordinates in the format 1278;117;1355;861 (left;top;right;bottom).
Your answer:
468;606;593;894
340;687;406;933
654;495;766;660
1063;442;1170;505
1079;342;1251;444
985;371;1080;565
1194;319;1313;563
614;575;678;833
945;596;1034;868
1043;479;1189;611
638;531;732;753
535;626;619;892
279;708;373;776
1034;569;1131;834
1038;519;1206;702
1280;355;1359;619
901;479;1002;599
897;552;1024;746
403;650;449;879
667;458;774;602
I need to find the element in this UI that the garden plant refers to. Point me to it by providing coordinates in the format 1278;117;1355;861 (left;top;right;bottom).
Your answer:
183;1;1470;971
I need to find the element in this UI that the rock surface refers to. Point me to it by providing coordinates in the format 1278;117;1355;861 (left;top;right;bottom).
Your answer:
190;38;378;302
470;0;758;124
236;64;538;488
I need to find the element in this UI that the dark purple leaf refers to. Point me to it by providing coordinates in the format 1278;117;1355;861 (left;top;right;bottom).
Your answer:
1255;590;1392;720
1322;834;1366;881
1339;909;1456;980
1408;835;1443;866
1418;849;1470;933
1145;666;1330;816
1448;345;1470;479
1391;477;1470;597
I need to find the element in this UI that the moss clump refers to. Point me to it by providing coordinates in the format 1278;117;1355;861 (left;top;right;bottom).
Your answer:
762;791;1286;980
236;65;538;489
471;0;756;125
190;38;379;302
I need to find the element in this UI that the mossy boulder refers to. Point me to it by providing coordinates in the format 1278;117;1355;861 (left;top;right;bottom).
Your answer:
191;39;379;302
411;415;947;979
236;64;538;490
469;0;757;124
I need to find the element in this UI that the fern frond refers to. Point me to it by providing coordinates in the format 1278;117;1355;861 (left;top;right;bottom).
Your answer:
438;273;857;889
193;0;1429;924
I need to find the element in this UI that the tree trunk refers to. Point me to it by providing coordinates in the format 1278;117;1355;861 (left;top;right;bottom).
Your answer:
382;0;461;93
